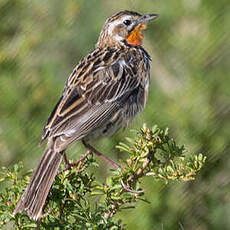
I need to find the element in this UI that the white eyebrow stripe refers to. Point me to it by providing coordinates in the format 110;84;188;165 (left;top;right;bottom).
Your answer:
108;15;132;35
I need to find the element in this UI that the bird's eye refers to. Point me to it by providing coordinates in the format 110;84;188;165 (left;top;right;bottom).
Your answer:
123;20;132;26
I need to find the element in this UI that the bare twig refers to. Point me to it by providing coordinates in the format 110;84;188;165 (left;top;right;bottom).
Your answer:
40;208;53;219
104;150;155;220
120;179;144;194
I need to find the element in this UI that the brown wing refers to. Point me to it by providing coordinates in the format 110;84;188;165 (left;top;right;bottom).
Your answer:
40;46;148;145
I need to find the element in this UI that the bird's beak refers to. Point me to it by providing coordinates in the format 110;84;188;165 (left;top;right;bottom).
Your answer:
126;14;158;46
137;14;158;25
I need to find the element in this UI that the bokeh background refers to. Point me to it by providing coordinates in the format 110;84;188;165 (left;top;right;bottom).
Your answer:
1;0;230;229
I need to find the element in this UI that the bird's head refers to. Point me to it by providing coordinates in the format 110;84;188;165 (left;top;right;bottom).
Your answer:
97;10;158;48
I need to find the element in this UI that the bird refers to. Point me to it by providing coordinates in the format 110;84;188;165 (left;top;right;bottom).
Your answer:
13;10;158;220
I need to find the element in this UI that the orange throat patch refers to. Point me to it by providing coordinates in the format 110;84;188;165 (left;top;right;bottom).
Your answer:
126;24;147;46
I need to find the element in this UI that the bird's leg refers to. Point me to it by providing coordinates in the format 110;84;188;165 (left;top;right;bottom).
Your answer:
63;152;70;168
68;150;92;168
82;140;120;170
58;151;92;175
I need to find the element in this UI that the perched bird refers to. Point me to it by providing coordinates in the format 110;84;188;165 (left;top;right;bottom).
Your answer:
13;10;158;220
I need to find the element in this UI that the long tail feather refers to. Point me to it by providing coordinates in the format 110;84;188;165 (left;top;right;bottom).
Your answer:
13;144;63;220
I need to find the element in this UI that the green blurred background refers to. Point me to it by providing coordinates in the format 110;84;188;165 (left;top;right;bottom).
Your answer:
1;0;230;229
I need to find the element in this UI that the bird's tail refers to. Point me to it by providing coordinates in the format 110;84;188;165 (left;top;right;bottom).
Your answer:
13;142;63;220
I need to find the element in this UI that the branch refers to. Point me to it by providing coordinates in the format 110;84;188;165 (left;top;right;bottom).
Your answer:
0;125;206;229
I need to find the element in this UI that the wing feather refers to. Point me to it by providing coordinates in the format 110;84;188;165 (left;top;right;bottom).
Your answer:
41;46;146;144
